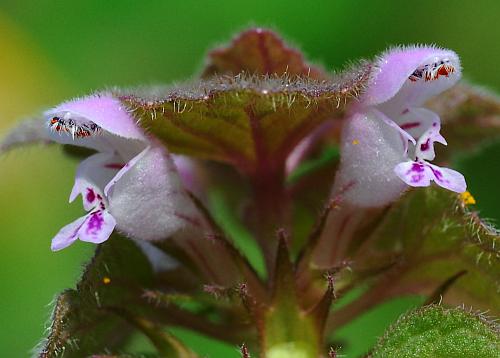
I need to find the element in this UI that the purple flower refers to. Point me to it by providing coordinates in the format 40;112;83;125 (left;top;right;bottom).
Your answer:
2;94;200;250
333;46;466;207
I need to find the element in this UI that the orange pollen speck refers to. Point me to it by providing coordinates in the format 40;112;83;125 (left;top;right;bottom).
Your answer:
103;277;111;284
437;65;450;77
460;191;476;205
352;139;359;145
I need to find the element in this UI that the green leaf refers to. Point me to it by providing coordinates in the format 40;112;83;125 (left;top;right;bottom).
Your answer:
370;305;500;358
38;235;154;357
121;69;369;173
202;28;327;79
355;187;500;313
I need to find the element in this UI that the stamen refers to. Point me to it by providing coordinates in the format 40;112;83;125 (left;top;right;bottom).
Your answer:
408;59;456;82
49;116;102;139
420;138;431;152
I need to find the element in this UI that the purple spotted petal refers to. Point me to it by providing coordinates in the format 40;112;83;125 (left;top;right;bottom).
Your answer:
394;161;433;187
425;162;467;193
78;209;116;244
50;216;87;251
46;94;144;140
364;46;461;114
394;161;466;193
50;209;116;251
415;120;447;161
69;152;120;209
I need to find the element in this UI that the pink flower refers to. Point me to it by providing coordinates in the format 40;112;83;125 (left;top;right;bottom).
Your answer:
333;46;466;207
2;94;200;250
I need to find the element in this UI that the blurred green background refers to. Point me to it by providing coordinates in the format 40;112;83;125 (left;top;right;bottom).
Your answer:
0;1;498;356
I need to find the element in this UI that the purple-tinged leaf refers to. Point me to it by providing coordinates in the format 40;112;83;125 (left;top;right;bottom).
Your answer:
38;236;153;357
40;234;243;357
352;187;499;315
326;187;499;333
202;28;327;79
181;191;268;301
120;66;370;175
271;230;296;300
306;274;336;337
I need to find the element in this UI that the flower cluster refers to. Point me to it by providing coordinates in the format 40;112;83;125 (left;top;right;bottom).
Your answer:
333;46;466;207
1;46;467;250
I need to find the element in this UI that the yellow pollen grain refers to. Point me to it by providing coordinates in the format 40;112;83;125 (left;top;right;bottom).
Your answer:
352;139;359;145
460;191;476;205
103;277;111;285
